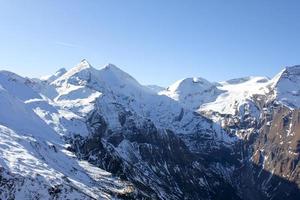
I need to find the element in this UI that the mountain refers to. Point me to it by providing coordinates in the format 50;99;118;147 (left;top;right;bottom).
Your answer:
0;70;133;199
0;60;299;199
40;68;67;83
146;85;165;93
160;77;223;110
199;76;270;116
271;65;300;108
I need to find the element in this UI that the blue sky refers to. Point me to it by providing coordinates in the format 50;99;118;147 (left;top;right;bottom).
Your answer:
0;0;300;86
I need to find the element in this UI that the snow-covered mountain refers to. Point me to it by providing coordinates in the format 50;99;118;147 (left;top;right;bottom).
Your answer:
160;77;223;110
146;85;165;93
200;76;270;116
0;69;133;199
0;61;299;199
40;68;67;83
271;65;300;108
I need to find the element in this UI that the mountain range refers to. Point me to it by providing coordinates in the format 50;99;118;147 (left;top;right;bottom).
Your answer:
0;60;299;200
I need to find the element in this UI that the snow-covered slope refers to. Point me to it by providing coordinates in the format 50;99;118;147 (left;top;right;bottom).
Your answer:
46;60;224;139
40;68;67;83
0;69;133;199
160;75;271;116
0;124;133;200
146;85;165;93
197;65;300;116
0;60;235;199
1;60;300;199
160;77;223;110
200;76;270;115
0;70;42;101
271;65;300;108
0;84;59;141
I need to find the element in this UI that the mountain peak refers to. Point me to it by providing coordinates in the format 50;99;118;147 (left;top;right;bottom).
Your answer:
63;59;95;77
100;63;138;84
167;77;214;93
160;77;223;109
51;60;96;87
76;59;93;70
103;63;126;74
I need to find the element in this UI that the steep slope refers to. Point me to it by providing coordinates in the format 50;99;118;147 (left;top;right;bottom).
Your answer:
2;61;300;200
271;65;300;108
48;60;232;142
0;125;133;200
158;66;300;199
197;68;300;199
37;60;238;199
0;72;134;199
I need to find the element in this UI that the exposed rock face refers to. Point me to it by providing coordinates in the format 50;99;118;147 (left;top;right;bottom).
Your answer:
239;103;300;200
71;109;241;200
65;63;300;200
205;96;300;200
1;62;300;199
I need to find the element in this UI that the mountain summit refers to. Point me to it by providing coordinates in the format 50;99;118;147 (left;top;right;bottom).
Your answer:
0;61;299;200
160;77;223;110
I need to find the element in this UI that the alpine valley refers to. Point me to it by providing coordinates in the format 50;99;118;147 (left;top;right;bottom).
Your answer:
0;60;299;200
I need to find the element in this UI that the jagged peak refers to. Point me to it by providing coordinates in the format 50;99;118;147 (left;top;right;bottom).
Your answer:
61;59;95;77
75;59;93;70
62;59;94;75
53;60;149;95
51;59;97;86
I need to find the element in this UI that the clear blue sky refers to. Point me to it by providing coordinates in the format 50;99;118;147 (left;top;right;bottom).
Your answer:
1;0;300;86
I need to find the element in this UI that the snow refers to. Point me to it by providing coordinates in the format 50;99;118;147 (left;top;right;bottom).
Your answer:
160;77;223;110
0;60;217;198
0;65;135;198
0;125;132;199
0;71;42;101
47;60;215;136
0;64;138;198
146;85;165;93
0;84;60;142
271;65;300;108
200;76;270;115
40;68;67;83
2;59;300;198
